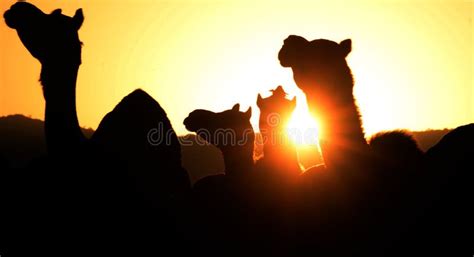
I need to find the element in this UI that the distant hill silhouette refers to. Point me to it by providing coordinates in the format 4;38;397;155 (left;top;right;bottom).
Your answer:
0;114;452;180
411;129;451;152
0;115;93;169
0;115;221;182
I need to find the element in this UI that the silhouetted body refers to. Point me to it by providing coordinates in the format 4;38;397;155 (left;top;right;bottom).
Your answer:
4;3;191;255
4;2;85;156
422;124;474;256
253;86;303;252
279;36;369;173
278;35;463;255
255;86;300;182
184;103;254;179
4;3;473;255
184;104;257;256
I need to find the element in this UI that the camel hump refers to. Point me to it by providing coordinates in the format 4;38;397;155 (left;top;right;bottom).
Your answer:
92;88;190;193
92;88;181;163
426;123;474;164
369;130;423;156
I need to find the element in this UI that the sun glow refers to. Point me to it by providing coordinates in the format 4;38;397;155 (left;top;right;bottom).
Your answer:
0;1;471;138
286;102;320;146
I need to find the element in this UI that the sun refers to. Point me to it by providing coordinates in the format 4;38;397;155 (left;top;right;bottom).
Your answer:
286;103;320;146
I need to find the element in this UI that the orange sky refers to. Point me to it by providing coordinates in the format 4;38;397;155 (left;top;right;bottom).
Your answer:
0;0;472;137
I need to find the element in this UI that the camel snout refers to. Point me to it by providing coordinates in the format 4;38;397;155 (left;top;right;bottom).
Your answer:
4;9;17;29
183;116;194;131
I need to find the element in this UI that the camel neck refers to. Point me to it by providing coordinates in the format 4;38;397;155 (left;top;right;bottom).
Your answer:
262;129;298;162
306;79;368;170
40;63;86;155
317;97;366;144
222;145;254;177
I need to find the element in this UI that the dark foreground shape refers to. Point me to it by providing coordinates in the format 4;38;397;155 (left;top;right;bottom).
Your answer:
3;3;192;255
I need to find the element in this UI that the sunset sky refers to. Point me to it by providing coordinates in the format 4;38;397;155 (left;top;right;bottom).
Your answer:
0;0;472;137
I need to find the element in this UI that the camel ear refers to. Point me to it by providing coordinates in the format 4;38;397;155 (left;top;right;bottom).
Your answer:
51;9;62;15
340;39;352;57
51;9;63;15
232;103;240;112
244;107;252;119
257;94;264;107
73;8;84;30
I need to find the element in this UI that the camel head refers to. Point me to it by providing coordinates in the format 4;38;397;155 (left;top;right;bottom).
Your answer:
4;2;84;66
184;104;254;151
257;85;296;133
278;35;353;97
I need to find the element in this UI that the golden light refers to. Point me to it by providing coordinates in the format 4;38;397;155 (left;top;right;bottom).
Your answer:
286;100;320;146
0;0;471;137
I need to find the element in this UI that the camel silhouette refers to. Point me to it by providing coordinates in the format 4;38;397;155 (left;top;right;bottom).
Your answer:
277;35;428;191
184;104;305;257
184;103;254;179
278;36;369;173
183;104;257;256
362;125;474;256
278;35;430;255
4;2;85;156
4;3;472;255
4;0;190;195
279;35;474;255
255;85;301;183
421;123;474;255
4;3;192;255
278;35;436;173
369;130;424;172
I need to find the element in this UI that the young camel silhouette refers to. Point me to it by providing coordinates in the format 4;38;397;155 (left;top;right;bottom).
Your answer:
183;104;256;256
4;3;191;254
184;103;254;179
255;86;301;182
184;103;298;256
